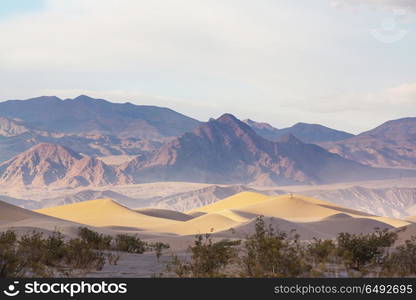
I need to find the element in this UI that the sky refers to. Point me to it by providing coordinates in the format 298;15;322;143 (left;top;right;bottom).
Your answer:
0;0;415;133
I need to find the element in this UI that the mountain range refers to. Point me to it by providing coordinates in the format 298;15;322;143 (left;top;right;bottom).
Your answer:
243;119;354;143
0;95;200;138
120;114;413;185
0;95;415;189
320;117;416;169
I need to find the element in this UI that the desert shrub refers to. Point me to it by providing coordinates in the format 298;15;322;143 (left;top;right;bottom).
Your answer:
336;229;397;275
0;231;22;277
305;238;338;276
167;234;240;278
63;238;106;271
148;242;170;262
307;238;336;264
239;217;311;277
17;232;51;276
114;234;147;254
0;230;113;278
78;227;113;250
383;236;416;277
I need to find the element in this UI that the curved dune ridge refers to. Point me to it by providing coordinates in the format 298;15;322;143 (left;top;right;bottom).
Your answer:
151;213;239;235
12;192;408;238
187;191;271;214
36;198;180;229
224;194;409;228
0;200;51;223
135;208;194;221
0;200;91;237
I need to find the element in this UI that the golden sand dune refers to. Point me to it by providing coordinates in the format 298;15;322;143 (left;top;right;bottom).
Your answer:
404;215;416;223
27;192;410;239
0;200;52;223
0;200;90;238
187;191;271;214
135;208;193;221
215;216;331;240
305;214;394;235
215;209;254;223
151;213;238;235
36;199;180;229
205;193;409;228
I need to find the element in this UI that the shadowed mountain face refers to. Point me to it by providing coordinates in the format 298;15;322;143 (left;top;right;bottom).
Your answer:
320;118;416;169
0;126;163;163
243;119;354;143
0;95;200;139
120;114;411;185
0;143;120;188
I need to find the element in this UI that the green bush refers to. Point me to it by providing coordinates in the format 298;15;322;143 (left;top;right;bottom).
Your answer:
336;229;397;274
63;238;106;271
114;234;147;254
239;217;311;277
383;236;416;277
167;234;240;278
78;227;113;250
148;242;170;262
0;231;22;277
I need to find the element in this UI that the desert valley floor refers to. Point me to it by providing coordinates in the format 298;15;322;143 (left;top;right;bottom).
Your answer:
1;178;416;277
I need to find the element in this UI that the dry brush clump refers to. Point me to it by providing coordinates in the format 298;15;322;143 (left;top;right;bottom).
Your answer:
0;227;170;278
167;234;240;278
0;230;107;277
165;217;416;278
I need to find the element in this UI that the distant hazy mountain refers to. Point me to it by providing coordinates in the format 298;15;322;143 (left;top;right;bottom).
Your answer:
0;95;200;139
0;143;120;188
120;114;407;185
243;119;354;143
321;117;416;169
0;101;168;162
302;186;416;219
0;127;163;163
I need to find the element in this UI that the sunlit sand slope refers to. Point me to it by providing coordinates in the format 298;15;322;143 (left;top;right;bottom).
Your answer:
151;213;238;235
36;199;179;229
213;194;409;228
187;191;271;214
135;208;193;221
34;193;409;237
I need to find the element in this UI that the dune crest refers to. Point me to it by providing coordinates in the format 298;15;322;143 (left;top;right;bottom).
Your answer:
36;198;179;229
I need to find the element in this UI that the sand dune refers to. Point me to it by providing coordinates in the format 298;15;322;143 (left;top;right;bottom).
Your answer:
135;208;193;221
36;199;180;229
209;193;409;228
215;216;331;240
395;223;416;246
305;214;394;235
151;213;239;235
405;215;416;223
0;200;90;238
187;191;271;214
26;192;410;239
0;200;52;223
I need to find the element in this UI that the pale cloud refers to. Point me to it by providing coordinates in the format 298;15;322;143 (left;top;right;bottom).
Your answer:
332;0;416;11
0;0;414;134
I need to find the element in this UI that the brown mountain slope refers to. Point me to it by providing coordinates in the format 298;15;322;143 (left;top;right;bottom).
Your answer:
320;117;416;169
119;114;414;186
0;125;164;164
0;143;119;188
